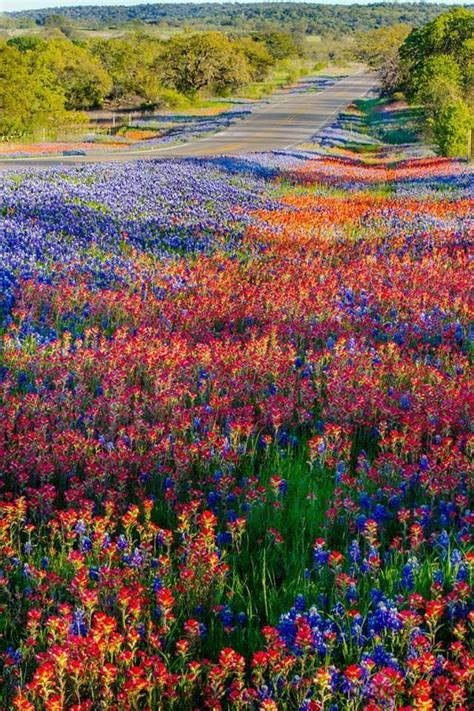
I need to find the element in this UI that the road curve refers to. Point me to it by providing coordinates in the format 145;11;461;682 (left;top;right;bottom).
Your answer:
0;72;375;169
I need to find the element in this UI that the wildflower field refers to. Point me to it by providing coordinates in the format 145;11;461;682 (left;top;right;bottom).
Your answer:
0;102;473;710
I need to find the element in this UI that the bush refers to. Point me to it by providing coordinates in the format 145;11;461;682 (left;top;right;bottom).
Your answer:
154;87;191;110
433;99;472;157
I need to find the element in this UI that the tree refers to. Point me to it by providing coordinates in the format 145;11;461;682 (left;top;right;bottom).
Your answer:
0;44;67;137
89;34;163;102
158;32;251;97
41;13;76;38
237;37;273;82
354;24;411;94
400;8;474;97
398;8;474;155
33;39;112;110
252;31;298;61
7;36;45;53
433;99;472;157
400;8;474;67
8;4;462;37
414;54;463;111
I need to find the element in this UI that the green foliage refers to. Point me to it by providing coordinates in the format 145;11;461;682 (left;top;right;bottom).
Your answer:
0;44;68;137
6;35;45;52
356;24;410;71
414;54;463;111
398;8;474;156
8;3;460;38
89;33;163;102
159;32;251;97
400;8;474;76
252;30;298;61
400;8;474;98
153;87;192;110
432;99;473;157
41;13;77;38
33;38;113;110
218;440;335;644
238;37;273;82
308;36;351;67
0;26;292;136
354;24;411;95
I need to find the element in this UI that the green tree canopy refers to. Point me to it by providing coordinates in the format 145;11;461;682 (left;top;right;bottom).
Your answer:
398;8;473;156
414;54;463;109
6;35;45;52
0;43;67;137
252;30;298;61
237;37;273;82
400;8;474;96
32;38;112;110
8;3;461;37
40;13;78;38
89;34;162;102
400;8;474;66
158;32;251;97
354;24;411;94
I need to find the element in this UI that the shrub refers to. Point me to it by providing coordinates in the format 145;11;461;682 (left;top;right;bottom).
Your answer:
155;87;191;110
433;98;472;157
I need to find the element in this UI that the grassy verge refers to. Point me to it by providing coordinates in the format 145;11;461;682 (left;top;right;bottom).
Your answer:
353;97;425;146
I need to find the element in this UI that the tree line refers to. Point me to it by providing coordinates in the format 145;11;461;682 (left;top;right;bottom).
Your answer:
5;3;462;38
0;30;299;138
355;8;473;157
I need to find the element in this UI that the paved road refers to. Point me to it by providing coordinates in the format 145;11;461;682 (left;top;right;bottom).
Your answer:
0;72;374;168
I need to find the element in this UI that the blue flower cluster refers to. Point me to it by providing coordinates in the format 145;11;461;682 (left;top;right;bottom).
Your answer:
0;157;287;324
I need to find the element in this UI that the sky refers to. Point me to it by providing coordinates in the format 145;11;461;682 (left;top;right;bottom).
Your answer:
2;0;466;15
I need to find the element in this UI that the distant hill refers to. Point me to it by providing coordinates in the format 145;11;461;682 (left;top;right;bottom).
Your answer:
7;2;472;35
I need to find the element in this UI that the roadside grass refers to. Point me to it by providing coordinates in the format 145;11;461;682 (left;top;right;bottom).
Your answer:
343;142;380;154
237;58;319;100
382;126;420;144
354;97;425;146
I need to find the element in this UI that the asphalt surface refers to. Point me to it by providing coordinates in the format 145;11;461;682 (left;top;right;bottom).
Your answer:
0;72;374;168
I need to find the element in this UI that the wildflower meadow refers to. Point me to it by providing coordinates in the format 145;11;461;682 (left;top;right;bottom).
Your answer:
0;101;473;710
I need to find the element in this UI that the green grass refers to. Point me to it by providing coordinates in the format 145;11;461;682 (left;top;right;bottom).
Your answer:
237;58;316;100
344;142;380;154
199;439;337;655
383;126;420;145
354;98;425;146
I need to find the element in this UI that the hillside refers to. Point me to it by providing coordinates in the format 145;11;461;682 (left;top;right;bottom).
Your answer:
8;2;471;35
